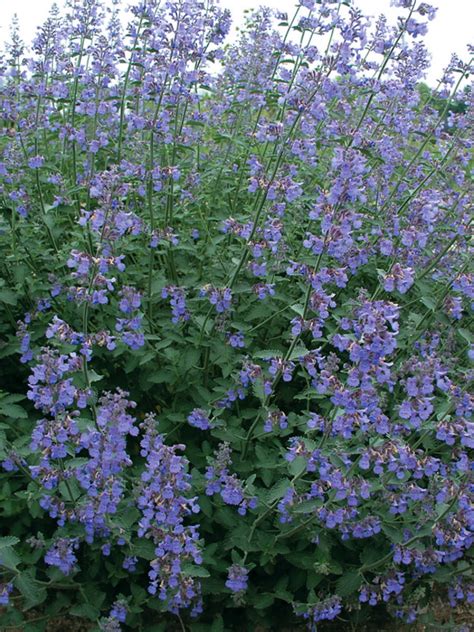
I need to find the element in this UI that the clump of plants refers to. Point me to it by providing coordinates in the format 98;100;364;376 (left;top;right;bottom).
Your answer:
0;0;472;630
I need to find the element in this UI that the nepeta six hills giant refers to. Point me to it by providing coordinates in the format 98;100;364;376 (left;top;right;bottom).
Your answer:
0;0;472;630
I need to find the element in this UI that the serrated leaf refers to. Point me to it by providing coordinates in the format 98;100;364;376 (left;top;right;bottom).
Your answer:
335;571;362;597
14;571;47;609
432;566;454;582
131;582;148;604
147;369;175;384
252;349;284;359
421;296;436;311
267;478;291;503
70;603;100;620
252;593;274;609
133;539;156;560
0;403;28;419
408;311;423;327
180;348;201;372
328;560;344;575
288;455;306;477
0;536;20;548
360;546;384;566
81;585;106;610
381;524;403;544
274;588;293;602
287;551;315;570
251;380;265;402
1;394;25;404
254;443;277;469
306;571;324;590
112;507;140;530
0;289;18;305
0;545;21;570
182;564;210;578
288;345;309;361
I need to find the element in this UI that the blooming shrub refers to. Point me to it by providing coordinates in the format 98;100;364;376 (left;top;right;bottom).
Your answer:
0;0;472;630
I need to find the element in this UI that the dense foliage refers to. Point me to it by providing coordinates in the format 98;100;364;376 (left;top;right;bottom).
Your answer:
0;0;472;630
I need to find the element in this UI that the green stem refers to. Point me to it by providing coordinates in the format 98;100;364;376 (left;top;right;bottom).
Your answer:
350;1;418;141
117;14;145;162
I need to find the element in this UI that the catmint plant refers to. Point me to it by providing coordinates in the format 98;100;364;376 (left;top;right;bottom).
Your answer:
0;0;472;629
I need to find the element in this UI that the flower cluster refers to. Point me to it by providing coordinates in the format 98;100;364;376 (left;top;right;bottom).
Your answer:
359;573;406;605
136;416;202;616
115;286;144;349
225;565;249;594
44;538;79;575
187;408;211;430
74;390;138;540
27;349;88;416
296;595;342;626
200;285;233;313
0;582;13;606
161;286;190;324
100;599;128;630
204;443;257;515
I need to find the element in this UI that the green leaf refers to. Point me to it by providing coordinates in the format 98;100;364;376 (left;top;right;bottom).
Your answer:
288;455;306;477
360;546;384;566
113;507;140;530
131;582;148;604
0;403;28;419
133;539;156;560
287;551;316;570
81;585;106;610
252;593;274;609
408;311;423;327
0;536;20;548
0;545;21;570
255;444;278;469
252;349;284;359
306;572;324;590
274;588;293;602
250;380;265;402
211;615;224;632
14;571;47;609
59;479;81;501
180;348;201;372
292;499;322;514
226;527;260;553
70;603;101;620
0;289;18;305
335;571;362;597
267;478;291;503
381;524;403;544
88;370;103;383
290;304;305;317
435;502;451;519
147;369;175;384
458;328;472;343
421;296;436;311
288;345;309;361
0;394;26;404
182;564;210;578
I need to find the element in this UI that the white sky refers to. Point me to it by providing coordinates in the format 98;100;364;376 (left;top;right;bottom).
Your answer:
1;0;472;85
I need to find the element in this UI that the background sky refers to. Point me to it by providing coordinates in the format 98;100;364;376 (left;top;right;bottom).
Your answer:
1;0;472;85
